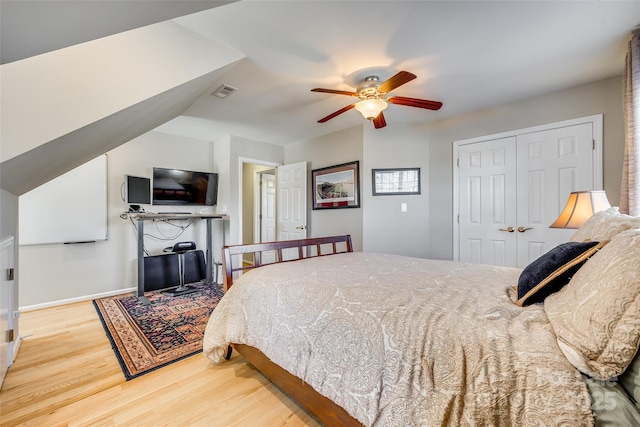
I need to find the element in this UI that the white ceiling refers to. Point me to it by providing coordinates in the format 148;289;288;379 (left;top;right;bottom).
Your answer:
156;1;640;145
3;1;640;147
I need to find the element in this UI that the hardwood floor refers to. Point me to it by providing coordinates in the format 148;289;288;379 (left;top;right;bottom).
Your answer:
0;300;321;426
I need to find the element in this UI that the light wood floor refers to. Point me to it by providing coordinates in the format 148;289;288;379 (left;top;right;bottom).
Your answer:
0;300;321;426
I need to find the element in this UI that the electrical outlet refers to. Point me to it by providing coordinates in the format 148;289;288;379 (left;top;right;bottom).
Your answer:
401;203;407;212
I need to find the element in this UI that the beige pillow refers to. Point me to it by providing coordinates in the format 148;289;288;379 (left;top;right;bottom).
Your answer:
569;207;640;242
545;228;640;380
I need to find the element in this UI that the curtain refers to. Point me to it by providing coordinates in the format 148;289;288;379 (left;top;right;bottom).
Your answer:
621;32;640;216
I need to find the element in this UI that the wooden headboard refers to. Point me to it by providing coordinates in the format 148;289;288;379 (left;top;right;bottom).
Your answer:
222;235;353;289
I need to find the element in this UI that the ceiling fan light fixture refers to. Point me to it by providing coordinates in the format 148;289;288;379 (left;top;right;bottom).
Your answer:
354;98;388;120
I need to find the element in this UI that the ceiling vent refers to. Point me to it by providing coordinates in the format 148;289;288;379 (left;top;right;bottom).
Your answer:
211;84;237;99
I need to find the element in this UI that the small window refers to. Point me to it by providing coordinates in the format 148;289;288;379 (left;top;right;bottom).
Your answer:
372;168;421;195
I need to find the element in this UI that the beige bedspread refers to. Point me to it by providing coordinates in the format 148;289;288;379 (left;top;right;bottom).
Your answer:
203;252;594;426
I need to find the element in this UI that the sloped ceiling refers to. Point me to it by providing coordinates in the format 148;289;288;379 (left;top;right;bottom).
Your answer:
0;0;236;64
0;1;238;195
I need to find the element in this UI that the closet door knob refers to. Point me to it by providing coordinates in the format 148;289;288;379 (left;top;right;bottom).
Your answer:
517;226;533;233
499;226;515;232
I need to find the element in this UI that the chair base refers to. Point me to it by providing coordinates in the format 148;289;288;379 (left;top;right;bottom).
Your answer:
161;285;198;297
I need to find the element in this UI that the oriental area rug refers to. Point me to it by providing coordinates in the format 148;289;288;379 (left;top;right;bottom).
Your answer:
93;282;224;380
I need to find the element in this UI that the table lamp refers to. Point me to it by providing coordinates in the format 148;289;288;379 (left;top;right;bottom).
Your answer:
549;190;611;229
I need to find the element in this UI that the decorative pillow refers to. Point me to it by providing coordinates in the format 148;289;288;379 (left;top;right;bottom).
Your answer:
515;241;606;307
619;349;640;410
569;207;640;242
545;228;640;380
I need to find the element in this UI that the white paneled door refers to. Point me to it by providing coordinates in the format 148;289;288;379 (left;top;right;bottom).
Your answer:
456;117;600;268
259;171;277;264
277;161;307;258
458;137;518;266
260;172;276;243
0;236;15;387
515;123;594;265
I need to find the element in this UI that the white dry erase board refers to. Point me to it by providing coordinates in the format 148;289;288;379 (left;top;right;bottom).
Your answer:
19;155;108;245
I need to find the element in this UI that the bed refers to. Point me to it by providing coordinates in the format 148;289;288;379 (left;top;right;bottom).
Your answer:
203;209;640;426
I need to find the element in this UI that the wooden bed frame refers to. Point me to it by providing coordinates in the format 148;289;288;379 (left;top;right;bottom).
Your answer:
221;235;363;427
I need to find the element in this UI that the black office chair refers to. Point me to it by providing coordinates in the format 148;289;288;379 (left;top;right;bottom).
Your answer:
162;241;198;296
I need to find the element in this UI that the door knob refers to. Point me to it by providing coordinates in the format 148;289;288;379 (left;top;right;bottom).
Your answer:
518;226;533;233
499;226;515;232
295;225;307;230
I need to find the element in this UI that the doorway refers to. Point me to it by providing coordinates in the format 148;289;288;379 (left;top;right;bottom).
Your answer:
240;160;308;248
255;169;276;245
241;161;278;246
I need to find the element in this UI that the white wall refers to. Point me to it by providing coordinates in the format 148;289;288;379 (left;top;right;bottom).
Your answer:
18;131;220;308
285;126;364;252
362;123;431;258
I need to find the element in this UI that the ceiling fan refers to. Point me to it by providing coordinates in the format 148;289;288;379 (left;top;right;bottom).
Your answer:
311;71;443;129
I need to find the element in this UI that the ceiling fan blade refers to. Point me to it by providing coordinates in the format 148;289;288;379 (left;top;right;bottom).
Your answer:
318;104;356;123
372;112;387;129
377;71;417;94
388;96;443;110
311;88;359;97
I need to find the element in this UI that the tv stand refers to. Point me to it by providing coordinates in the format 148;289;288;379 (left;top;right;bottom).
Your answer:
128;213;229;305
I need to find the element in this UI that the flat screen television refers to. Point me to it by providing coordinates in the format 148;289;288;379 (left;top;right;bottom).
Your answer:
152;167;218;206
125;175;151;205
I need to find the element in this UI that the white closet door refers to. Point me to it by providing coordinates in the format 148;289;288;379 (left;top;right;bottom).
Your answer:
456;118;599;268
458;137;517;266
515;123;594;266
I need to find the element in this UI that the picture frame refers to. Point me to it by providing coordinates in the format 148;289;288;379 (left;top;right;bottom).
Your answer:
372;167;421;196
312;161;360;209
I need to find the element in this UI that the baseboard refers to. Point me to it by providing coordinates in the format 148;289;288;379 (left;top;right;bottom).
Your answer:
19;287;136;313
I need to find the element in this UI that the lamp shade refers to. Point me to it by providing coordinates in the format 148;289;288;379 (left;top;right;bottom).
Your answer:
354;98;388;120
549;190;611;229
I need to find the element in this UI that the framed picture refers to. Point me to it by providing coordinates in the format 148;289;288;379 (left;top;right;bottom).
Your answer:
372;167;421;196
312;161;360;209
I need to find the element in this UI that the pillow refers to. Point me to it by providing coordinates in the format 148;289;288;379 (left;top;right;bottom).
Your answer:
619;349;640;410
545;228;640;380
515;241;606;307
569;207;640;242
584;377;640;425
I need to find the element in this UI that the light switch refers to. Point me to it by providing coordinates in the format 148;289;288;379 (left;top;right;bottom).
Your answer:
401;203;407;212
